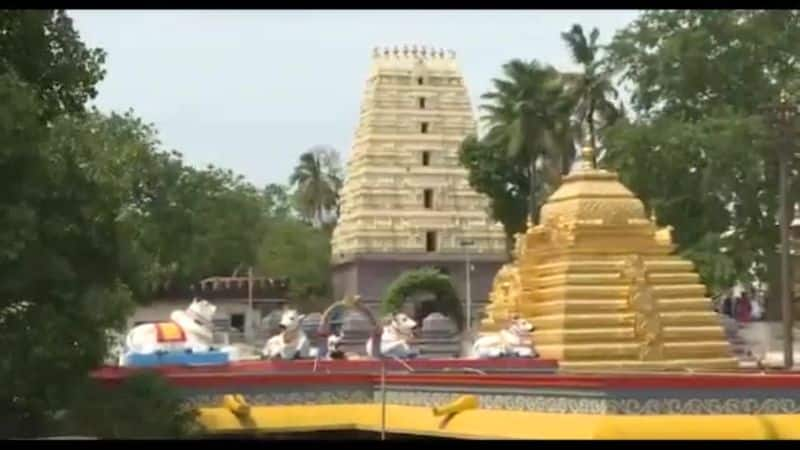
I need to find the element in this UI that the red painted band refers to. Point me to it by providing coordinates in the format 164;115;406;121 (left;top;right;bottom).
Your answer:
91;360;800;391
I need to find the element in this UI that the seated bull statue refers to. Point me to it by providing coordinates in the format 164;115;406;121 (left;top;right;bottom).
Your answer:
120;298;235;366
471;315;538;359
262;308;311;360
366;312;420;359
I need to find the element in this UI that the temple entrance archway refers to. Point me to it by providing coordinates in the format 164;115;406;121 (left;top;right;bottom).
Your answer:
318;295;381;357
379;267;464;331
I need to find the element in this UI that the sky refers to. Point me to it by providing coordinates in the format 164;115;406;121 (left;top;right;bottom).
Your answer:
69;10;640;187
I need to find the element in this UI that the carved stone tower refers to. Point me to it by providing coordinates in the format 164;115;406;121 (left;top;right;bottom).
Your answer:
330;45;508;322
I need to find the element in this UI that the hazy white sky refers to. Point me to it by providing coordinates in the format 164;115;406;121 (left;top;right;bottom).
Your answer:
70;10;640;187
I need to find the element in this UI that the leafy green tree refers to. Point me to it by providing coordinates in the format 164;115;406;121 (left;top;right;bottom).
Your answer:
480;59;577;222
59;372;200;438
603;111;769;292
171;165;267;282
289;146;343;229
561;23;620;164
257;217;332;311
601;10;800;309
0;10;106;119
607;10;800;120
0;84;273;439
0;74;137;437
0;10;271;435
458;135;529;253
263;182;293;218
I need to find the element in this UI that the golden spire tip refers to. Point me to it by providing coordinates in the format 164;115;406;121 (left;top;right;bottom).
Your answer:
580;139;596;169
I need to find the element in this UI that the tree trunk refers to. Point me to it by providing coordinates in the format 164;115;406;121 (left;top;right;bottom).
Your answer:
528;155;537;224
767;253;782;321
778;148;794;368
766;148;783;322
504;232;514;261
587;101;597;167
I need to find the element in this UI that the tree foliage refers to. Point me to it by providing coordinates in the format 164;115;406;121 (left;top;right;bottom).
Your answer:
460;10;800;307
380;268;464;331
0;10;270;438
602;10;800;304
479;59;577;222
561;23;620;161
460;58;578;255
0;10;106;119
263;182;293;219
58;372;201;438
289;145;343;229
458;134;529;253
257;218;332;311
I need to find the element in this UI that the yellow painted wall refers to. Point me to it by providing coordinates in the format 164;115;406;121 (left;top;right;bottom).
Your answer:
196;403;800;440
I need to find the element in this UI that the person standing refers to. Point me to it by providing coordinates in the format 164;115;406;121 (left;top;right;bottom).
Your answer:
736;293;752;323
750;295;763;321
721;295;733;317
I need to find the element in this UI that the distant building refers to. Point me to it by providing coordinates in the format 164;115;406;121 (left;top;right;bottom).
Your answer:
330;45;508;323
128;275;289;345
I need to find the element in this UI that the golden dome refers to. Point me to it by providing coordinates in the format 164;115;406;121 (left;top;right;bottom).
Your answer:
539;145;646;227
480;144;736;371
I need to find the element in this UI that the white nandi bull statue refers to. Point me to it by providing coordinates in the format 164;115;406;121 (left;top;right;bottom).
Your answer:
262;308;311;360
471;315;538;359
366;312;420;359
120;298;221;364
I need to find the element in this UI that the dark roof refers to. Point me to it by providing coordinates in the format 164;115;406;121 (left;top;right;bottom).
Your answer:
152;276;290;301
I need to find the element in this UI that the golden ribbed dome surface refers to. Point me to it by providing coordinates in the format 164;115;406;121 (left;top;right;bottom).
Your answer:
479;144;736;371
539;151;646;227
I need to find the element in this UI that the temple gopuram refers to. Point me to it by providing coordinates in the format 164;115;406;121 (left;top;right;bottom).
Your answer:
481;145;738;370
330;45;507;317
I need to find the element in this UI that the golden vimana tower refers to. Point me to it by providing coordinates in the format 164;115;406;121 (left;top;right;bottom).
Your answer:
482;146;737;370
331;45;506;261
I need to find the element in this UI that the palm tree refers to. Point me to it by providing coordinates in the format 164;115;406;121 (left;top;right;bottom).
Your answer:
480;59;577;222
561;24;621;165
289;146;343;228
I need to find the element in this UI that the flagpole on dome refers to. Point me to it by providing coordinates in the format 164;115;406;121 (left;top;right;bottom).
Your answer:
580;138;597;170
